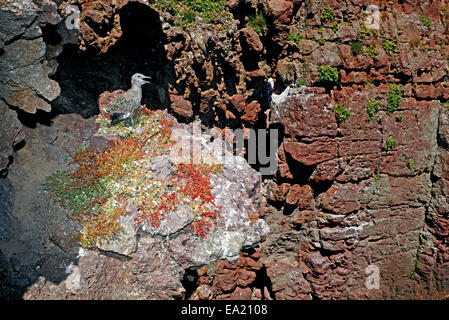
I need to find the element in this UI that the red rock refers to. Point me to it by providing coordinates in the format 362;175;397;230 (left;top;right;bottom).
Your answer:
265;0;293;27
311;159;341;183
229;94;247;113
241;101;261;124
229;287;253;300
292;210;316;225
283;138;338;166
414;84;438;99
236;269;257;287
90;133;120;152
285;184;301;205
317;183;361;215
170;94;193;118
340;70;368;84
272;182;290;202
239;27;263;53
271;92;337;138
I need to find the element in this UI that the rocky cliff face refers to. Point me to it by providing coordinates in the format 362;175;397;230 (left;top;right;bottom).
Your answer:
1;0;449;299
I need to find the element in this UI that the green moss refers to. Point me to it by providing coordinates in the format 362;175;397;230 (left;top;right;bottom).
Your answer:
321;6;335;23
373;172;381;180
387;83;403;114
333;103;350;123
248;12;267;34
318;65;339;83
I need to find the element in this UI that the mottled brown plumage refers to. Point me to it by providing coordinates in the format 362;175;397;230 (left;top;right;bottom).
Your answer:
104;73;151;125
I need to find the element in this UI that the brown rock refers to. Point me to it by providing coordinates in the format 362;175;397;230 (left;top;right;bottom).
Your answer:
283;138;338;166
229;287;253;300
170;94;193;118
240;27;263;53
241;101;261;124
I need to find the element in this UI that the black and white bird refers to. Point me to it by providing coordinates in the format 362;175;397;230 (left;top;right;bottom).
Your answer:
104;73;151;126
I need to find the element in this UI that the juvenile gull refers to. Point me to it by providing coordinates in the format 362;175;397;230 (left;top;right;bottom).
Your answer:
104;73;151;126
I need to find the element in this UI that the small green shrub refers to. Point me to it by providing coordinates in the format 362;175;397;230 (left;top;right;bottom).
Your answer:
420;16;432;27
297;78;306;87
351;41;364;55
441;101;449;109
362;45;379;58
373;172;381;180
248;12;267;34
333;103;350;122
396;112;403;122
321;6;335;22
317;65;339;83
286;33;303;44
177;10;196;25
359;21;377;37
366;99;382;121
332;21;339;32
387;83;403;114
385;136;397;151
405;157;416;171
382;39;400;54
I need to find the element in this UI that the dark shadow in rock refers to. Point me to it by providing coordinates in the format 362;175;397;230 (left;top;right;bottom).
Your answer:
181;267;200;300
13;107;59;129
50;2;174;118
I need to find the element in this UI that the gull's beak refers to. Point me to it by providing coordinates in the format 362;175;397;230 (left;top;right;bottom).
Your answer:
142;75;151;84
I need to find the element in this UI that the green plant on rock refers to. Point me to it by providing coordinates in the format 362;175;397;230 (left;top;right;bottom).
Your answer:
366;99;382;121
286;33;303;44
385;136;397;151
318;36;325;45
333;103;350;123
362;45;379;58
441;101;449;109
359;18;377;37
351;41;364;55
321;6;335;23
373;172;381;180
405;157;416;171
382;39;400;54
396;112;403;122
248;11;267;34
332;21;339;32
297;78;306;87
153;0;229;26
387;83;403;114
176;10;196;25
317;65;339;83
420;15;432;27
